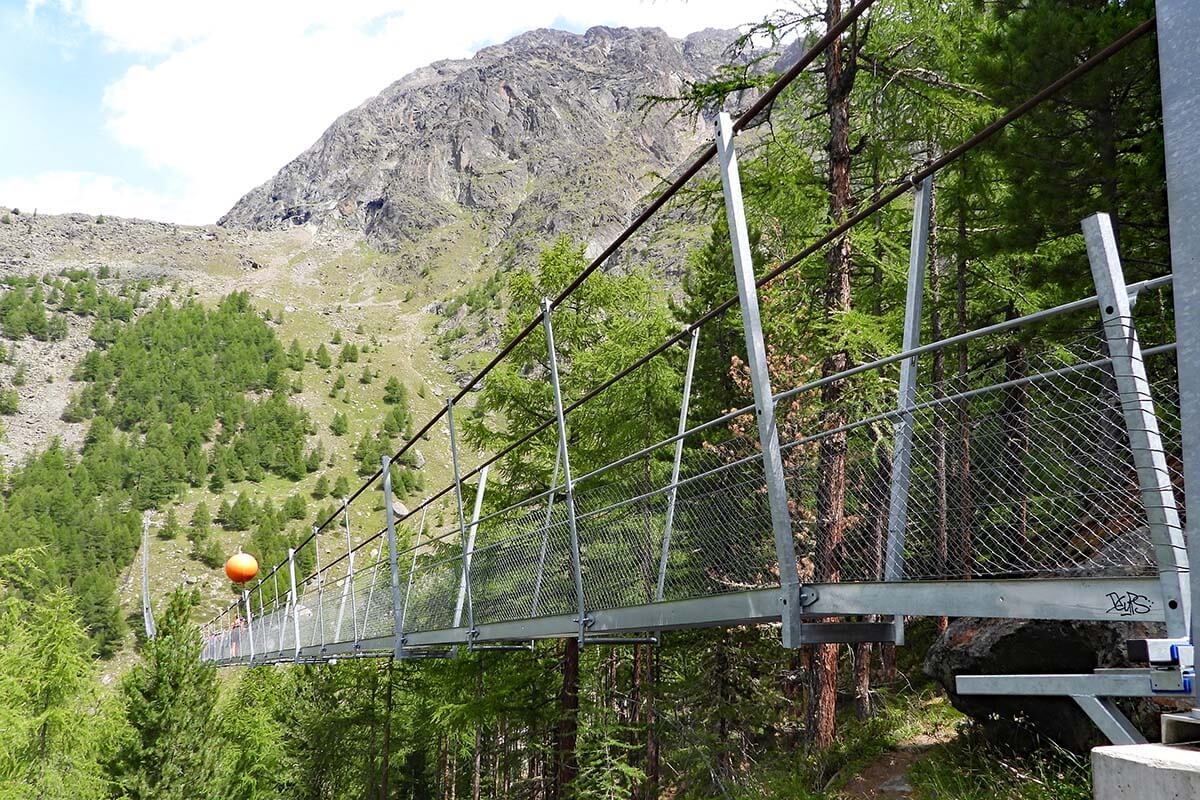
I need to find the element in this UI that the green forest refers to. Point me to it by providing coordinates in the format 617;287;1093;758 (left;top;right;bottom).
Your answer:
0;0;1178;798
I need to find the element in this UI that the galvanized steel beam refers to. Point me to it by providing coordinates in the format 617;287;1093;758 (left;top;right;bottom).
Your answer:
714;111;803;648
1084;212;1189;638
1156;0;1200;706
883;175;933;646
381;455;405;658
542;298;589;645
656;328;699;602
209;577;1166;666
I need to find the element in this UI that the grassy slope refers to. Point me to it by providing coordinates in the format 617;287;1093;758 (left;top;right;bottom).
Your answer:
0;215;495;676
1;189;702;678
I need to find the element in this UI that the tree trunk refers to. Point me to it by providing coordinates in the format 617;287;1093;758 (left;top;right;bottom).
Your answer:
473;663;483;800
552;639;580;798
811;0;857;750
715;631;732;777
631;645;644;800
366;666;381;800
381;661;394;800
643;644;659;800
852;642;872;718
856;137;884;713
439;733;448;800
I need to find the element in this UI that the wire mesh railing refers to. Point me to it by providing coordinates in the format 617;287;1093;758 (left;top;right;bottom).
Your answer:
776;329;1179;584
203;280;1183;667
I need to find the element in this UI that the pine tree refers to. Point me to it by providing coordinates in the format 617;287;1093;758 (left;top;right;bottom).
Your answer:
0;561;111;800
316;344;332;370
282;493;307;521
226;492;256;532
115;588;222;800
312;475;330;500
218;669;286;799
330;412;349;436
332;475;351;499
209;462;227;493
287;338;305;371
354;431;385;476
383;376;407;406
190;502;212;541
159;507;182;540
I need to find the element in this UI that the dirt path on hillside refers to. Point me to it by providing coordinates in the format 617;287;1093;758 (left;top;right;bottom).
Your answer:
839;744;929;798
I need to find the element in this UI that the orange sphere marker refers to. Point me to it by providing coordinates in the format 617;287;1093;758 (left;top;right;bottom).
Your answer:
225;552;259;584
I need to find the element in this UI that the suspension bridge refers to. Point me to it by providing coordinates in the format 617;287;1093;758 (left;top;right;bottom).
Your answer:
192;0;1200;746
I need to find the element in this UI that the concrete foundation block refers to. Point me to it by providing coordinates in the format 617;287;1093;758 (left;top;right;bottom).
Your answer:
1092;743;1200;799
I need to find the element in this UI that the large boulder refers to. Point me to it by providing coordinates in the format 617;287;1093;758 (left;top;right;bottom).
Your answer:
924;617;1181;752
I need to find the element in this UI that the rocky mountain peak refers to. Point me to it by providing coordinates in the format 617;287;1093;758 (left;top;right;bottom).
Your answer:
218;26;738;258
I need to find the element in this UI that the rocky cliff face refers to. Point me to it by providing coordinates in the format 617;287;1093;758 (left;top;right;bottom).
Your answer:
219;26;737;260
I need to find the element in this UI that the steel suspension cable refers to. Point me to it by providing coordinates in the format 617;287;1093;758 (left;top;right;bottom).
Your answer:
288;0;881;556
388;13;1160;523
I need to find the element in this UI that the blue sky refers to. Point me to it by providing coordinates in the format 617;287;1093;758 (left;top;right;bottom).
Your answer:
0;0;782;224
1;4;159;186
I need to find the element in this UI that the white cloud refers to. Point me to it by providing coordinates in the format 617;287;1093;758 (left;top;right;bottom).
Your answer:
23;0;788;224
0;170;193;220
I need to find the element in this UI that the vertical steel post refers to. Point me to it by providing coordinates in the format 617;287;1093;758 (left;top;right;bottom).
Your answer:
235;606;242;662
334;499;356;645
277;577;287;658
451;465;484;647
347;500;358;645
1084;212;1190;638
399;508;426;636
243;590;255;663
448;399;479;644
543;298;589;644
333;573;350;647
256;586;265;655
882;175;933;647
714;112;803;648
287;547;301;661
656;328;700;601
1156;0;1200;704
312;525;325;652
382;454;406;658
333;565;352;644
359;538;384;642
530;439;562;617
456;467;488;644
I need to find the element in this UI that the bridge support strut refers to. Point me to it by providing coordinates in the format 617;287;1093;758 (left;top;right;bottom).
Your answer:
656;327;699;602
542;298;590;646
381;454;406;659
883;174;933;646
287;546;301;661
1085;212;1190;638
714;111;804;648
